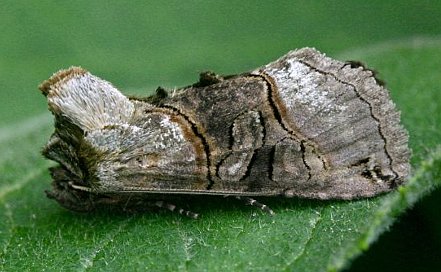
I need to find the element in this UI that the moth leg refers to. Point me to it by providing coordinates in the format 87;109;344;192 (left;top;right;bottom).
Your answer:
234;196;275;215
153;200;199;219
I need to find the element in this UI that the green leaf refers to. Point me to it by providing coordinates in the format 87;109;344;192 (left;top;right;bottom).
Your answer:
1;38;440;271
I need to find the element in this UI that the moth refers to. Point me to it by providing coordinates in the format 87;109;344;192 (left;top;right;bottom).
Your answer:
39;48;410;217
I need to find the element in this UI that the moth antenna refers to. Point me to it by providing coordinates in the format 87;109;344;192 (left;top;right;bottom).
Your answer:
235;196;275;215
154;201;199;219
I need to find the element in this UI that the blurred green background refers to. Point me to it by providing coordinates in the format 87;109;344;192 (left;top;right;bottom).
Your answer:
1;1;440;270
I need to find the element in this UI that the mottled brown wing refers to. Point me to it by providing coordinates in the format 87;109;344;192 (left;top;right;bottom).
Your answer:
251;48;410;199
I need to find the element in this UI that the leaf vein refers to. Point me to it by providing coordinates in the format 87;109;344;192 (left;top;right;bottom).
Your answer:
284;207;324;269
0;202;16;268
0;167;49;200
0;113;50;144
79;219;132;271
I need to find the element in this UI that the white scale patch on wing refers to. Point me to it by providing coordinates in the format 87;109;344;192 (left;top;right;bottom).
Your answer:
226;152;248;176
158;115;186;148
86;114;190;157
266;59;347;117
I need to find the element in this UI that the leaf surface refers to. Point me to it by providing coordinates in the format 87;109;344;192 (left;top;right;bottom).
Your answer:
0;38;440;271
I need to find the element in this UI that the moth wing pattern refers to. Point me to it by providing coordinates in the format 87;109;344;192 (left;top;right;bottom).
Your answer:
250;48;410;199
39;47;410;213
217;110;264;182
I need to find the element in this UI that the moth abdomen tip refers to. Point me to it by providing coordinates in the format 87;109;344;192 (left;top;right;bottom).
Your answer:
38;66;88;96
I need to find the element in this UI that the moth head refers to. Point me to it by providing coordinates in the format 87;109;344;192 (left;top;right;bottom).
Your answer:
40;67;203;202
39;67;137;194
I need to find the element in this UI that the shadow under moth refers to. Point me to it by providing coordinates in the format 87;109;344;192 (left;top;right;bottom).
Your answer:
39;48;410;218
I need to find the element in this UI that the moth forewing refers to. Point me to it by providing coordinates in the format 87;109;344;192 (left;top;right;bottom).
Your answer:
40;48;410;215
